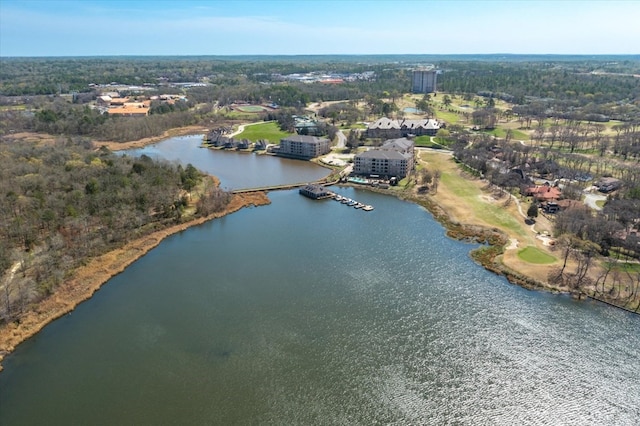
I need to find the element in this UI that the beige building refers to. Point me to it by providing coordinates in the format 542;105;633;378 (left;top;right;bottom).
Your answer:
353;138;415;179
365;118;440;139
277;135;331;160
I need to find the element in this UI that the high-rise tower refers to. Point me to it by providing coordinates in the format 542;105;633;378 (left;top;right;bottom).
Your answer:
411;68;437;94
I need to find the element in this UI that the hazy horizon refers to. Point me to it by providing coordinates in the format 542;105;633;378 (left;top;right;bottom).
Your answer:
1;0;639;57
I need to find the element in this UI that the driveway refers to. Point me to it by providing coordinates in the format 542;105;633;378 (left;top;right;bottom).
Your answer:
584;192;607;211
335;130;346;149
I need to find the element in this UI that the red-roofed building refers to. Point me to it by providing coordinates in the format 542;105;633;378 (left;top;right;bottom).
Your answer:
524;184;561;202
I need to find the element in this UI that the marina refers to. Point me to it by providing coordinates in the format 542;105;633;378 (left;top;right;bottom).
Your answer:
300;184;374;211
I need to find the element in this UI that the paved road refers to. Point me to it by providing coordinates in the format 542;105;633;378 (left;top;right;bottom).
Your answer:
335;130;346;149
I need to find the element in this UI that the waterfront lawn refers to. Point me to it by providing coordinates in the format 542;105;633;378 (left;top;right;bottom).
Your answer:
237;121;293;143
517;246;557;264
421;151;530;240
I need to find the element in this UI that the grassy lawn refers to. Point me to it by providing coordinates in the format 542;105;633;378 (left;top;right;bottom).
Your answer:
517;246;557;264
236;121;293;143
607;261;640;273
423;152;529;239
414;135;434;147
482;127;530;141
434;109;462;124
415;135;452;148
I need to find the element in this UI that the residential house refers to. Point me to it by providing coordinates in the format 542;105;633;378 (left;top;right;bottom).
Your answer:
595;177;622;193
524;184;561;202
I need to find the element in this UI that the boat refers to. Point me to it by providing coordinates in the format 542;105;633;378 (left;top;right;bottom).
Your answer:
362;205;374;211
347;199;357;206
341;198;351;204
354;203;364;209
334;195;343;202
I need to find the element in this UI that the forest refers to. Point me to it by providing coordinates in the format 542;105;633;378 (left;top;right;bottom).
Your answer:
0;137;231;322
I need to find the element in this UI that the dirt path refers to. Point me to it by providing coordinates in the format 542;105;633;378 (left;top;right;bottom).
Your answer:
0;191;270;371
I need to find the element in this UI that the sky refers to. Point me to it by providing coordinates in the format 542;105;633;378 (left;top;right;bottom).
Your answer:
1;0;639;57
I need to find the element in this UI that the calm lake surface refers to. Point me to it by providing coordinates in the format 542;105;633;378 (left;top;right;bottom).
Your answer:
120;134;331;190
1;138;639;425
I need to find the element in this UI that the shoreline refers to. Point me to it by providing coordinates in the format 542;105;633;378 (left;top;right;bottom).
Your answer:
94;125;209;150
2;126;636;370
0;190;271;371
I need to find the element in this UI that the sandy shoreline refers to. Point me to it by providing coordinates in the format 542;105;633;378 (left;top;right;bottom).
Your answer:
0;190;270;371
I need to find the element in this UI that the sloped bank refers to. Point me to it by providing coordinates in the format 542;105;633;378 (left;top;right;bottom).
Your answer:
403;192;639;313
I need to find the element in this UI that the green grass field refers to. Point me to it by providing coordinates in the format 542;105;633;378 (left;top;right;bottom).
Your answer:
607;261;640;273
429;155;528;238
517;246;557;264
482;127;530;141
236;121;293;143
434;109;462;124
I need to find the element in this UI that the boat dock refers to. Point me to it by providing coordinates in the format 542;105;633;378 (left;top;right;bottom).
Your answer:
331;193;374;211
298;185;374;211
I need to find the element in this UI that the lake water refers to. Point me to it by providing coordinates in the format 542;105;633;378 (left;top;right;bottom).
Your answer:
120;134;330;190
1;138;639;425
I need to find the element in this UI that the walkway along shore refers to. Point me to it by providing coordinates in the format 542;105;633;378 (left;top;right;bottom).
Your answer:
0;190;270;371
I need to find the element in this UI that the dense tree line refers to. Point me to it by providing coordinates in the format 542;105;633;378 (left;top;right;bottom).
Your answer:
438;61;640;123
0;137;231;322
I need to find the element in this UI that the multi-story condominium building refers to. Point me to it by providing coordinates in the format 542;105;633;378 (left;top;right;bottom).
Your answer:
353;138;415;179
411;68;437;93
365;117;440;139
277;135;331;160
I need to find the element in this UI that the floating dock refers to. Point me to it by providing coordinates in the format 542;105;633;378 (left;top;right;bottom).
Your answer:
299;185;374;211
330;193;374;211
